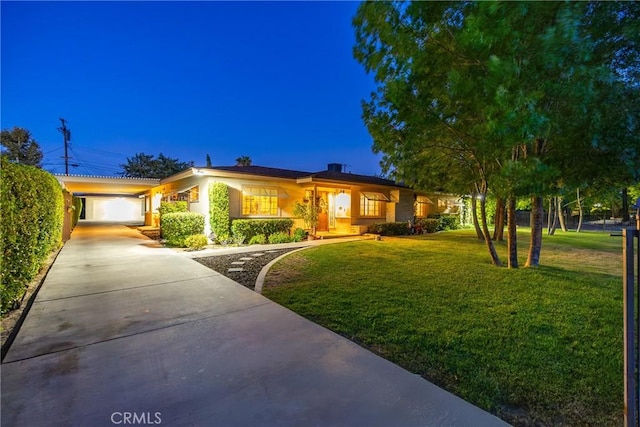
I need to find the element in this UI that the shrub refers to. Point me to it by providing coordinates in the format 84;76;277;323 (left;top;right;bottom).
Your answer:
161;212;205;246
268;232;293;244
248;234;267;245
368;222;412;236
209;182;230;242
416;218;438;234
292;227;307;242
1;158;65;313
437;215;460;231
231;219;293;241
72;195;83;228
184;234;208;251
158;201;188;216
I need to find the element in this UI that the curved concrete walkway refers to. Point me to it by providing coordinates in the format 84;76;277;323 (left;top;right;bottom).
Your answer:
1;222;509;427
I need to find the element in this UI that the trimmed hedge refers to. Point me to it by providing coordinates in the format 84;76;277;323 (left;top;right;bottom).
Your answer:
231;219;293;241
416;218;438;234
158;201;188;216
72;195;83;228
1;158;65;313
368;222;412;236
209;182;230;242
161;212;205;246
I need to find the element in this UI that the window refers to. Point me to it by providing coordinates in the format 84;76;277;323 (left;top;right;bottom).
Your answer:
189;186;199;203
415;196;433;218
360;193;384;217
242;187;279;216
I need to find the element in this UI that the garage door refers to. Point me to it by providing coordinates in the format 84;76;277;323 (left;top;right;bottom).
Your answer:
84;196;144;222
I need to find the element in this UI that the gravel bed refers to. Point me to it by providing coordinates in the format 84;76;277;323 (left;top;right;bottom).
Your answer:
194;248;302;290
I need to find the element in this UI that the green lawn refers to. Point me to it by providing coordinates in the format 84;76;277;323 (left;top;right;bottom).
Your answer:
263;229;624;426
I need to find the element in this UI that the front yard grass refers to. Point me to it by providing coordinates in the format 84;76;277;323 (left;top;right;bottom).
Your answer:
262;229;623;426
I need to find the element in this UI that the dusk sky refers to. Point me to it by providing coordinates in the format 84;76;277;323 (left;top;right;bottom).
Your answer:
1;1;382;176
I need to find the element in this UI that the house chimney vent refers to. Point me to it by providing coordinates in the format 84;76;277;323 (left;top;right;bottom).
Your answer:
327;163;343;172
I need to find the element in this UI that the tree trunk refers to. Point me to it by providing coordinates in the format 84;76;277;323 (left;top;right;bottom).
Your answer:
546;197;555;235
576;188;583;233
548;197;558;235
471;193;484;240
526;196;544;267
622;188;629;223
480;194;502;266
507;197;518;268
557;196;567;232
493;197;505;241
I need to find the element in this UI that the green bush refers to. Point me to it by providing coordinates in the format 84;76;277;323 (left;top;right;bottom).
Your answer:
231;219;293;241
368;222;412;236
184;234;208;251
416;218;438;234
72;195;83;228
209;182;230;242
268;232;293;244
292;228;307;242
158;201;188;216
161;212;205;246
248;234;267;245
437;215;460;231
1;158;65;314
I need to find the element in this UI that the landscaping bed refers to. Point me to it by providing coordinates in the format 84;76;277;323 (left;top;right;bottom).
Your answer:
194;248;301;290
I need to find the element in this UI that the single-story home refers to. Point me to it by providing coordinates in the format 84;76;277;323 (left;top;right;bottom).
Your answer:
143;163;462;235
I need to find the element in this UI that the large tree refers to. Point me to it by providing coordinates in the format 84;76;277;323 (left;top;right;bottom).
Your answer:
120;152;193;179
354;1;639;267
0;127;43;167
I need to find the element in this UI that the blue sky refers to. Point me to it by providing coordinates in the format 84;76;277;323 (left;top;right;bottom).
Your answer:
1;1;381;176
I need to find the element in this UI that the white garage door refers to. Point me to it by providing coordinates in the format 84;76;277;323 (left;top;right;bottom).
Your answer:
84;196;144;222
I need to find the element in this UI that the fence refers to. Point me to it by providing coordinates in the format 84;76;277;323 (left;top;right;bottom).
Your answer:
624;226;640;426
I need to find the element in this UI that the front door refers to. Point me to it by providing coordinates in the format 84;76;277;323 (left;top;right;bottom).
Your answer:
317;191;329;232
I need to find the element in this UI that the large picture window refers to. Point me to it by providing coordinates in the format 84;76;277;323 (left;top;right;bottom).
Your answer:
415;196;433;218
242;187;279;216
359;193;385;217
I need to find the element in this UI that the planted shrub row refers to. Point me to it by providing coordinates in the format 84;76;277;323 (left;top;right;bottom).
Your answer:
161;212;205;246
368;222;412;236
1;159;65;313
231;219;294;242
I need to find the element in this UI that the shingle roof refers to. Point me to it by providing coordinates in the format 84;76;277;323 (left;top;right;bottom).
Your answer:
210;165;312;179
197;165;406;188
307;170;406;188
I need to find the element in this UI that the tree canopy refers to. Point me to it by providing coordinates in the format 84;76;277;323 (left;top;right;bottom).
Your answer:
354;1;639;267
235;155;252;166
119;153;193;179
0;127;43;167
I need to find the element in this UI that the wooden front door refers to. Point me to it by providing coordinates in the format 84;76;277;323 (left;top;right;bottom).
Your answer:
317;211;329;232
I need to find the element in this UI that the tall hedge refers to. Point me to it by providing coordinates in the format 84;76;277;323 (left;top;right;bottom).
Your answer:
158;201;188;216
231;219;293;241
209;182;230;241
1;158;64;313
161;212;205;246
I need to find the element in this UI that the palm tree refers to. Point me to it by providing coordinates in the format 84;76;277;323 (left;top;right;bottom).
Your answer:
235;156;252;166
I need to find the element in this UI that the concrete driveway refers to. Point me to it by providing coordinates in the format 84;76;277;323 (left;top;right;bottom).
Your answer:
1;222;508;426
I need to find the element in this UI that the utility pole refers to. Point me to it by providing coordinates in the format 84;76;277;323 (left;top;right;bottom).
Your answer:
58;118;72;175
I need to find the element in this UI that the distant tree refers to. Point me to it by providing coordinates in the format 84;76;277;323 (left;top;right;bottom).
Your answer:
120;152;192;179
0;127;43;167
235;156;252;166
206;154;212;168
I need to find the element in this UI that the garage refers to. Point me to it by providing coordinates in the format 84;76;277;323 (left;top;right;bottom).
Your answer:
56;175;160;224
